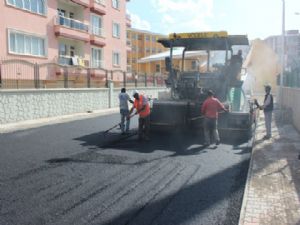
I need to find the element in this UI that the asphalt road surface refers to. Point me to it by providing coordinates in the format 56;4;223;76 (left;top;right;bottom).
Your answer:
0;113;252;225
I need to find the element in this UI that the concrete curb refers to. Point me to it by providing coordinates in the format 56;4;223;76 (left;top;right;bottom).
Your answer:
238;118;259;225
0;107;119;134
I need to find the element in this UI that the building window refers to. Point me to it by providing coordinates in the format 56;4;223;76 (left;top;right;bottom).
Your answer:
9;30;46;57
112;22;120;38
138;35;142;40
91;14;103;36
155;64;160;72
113;51;120;66
91;48;103;68
7;0;46;15
59;43;67;56
152;36;156;42
191;60;197;70
152;48;156;54
145;35;150;41
111;0;119;9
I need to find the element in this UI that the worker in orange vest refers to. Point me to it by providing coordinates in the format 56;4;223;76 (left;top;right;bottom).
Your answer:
128;90;151;141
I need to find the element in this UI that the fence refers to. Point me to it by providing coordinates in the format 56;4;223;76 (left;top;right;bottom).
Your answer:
277;70;300;88
0;59;166;89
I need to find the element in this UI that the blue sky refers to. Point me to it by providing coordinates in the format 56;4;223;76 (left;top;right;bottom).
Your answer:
127;0;300;40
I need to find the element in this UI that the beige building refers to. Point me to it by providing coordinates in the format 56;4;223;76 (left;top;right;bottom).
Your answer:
126;28;167;75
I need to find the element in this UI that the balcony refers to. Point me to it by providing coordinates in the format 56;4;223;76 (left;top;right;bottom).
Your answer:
90;0;106;15
91;60;104;69
58;55;88;66
126;14;131;27
126;39;131;51
54;16;90;42
71;0;89;7
90;27;106;47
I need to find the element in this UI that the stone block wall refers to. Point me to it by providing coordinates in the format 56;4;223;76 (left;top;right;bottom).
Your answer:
0;87;167;125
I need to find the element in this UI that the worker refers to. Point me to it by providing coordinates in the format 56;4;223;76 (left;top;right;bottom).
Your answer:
254;84;274;139
119;88;133;134
128;90;151;141
201;90;228;147
229;49;243;82
230;49;243;66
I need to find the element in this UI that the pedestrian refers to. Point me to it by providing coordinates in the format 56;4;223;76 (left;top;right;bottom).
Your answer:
128;90;151;141
201;90;228;147
254;84;273;139
119;88;133;134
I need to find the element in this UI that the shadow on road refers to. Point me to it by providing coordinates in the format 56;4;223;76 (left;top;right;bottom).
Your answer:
73;129;249;155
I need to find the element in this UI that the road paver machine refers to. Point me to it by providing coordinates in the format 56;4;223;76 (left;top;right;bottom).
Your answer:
150;31;257;140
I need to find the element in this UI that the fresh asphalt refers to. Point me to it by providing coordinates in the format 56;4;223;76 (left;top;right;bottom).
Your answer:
0;113;252;225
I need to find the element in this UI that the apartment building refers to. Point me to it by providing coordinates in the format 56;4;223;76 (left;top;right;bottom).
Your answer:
0;0;130;71
126;28;167;75
264;30;300;71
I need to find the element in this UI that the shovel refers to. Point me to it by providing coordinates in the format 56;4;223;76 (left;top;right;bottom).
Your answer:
103;113;137;136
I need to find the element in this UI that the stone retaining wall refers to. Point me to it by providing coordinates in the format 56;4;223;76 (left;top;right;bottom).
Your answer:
0;87;167;125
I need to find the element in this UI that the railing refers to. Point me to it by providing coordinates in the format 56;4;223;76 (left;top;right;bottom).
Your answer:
95;0;105;5
90;60;104;68
55;16;89;32
0;58;167;89
90;26;105;37
277;72;300;88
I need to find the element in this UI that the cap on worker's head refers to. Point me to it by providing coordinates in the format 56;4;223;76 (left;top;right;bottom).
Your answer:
207;90;214;96
133;90;139;96
264;84;271;90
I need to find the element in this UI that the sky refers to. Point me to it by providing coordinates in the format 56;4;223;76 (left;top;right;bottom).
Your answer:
127;0;300;40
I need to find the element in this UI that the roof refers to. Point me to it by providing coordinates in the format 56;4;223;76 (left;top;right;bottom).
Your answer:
158;35;249;51
138;48;206;63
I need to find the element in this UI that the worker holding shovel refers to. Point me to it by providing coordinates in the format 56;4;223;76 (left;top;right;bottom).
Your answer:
128;90;151;141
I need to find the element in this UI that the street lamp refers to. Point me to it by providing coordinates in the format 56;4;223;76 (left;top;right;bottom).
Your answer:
280;0;285;109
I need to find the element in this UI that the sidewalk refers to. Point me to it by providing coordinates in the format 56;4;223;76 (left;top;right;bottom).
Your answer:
239;109;300;225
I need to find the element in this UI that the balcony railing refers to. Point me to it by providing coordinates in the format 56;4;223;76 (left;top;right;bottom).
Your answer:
58;55;87;66
95;0;105;5
90;26;105;37
56;16;89;32
59;55;72;65
91;60;104;68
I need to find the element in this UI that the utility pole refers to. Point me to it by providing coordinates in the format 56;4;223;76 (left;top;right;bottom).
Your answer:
280;0;285;109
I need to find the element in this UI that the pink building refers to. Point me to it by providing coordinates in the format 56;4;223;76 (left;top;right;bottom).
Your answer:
0;0;130;72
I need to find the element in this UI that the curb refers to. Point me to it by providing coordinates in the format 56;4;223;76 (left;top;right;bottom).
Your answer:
238;117;260;225
0;108;119;134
